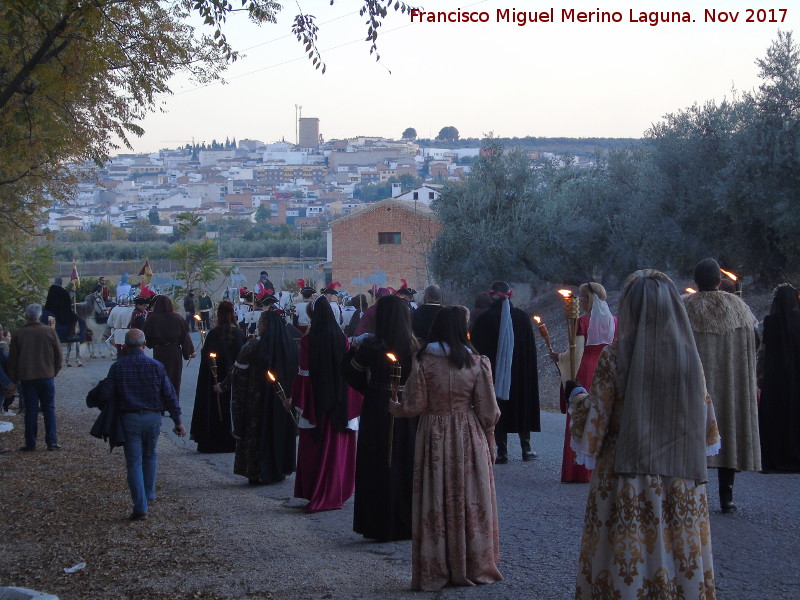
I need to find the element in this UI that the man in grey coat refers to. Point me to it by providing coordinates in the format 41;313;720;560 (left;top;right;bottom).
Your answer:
7;303;63;451
684;258;761;513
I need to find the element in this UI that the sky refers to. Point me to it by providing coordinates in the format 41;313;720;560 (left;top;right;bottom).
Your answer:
126;1;794;154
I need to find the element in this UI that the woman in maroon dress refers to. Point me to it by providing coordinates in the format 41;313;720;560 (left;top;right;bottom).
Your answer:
291;296;359;512
550;282;616;483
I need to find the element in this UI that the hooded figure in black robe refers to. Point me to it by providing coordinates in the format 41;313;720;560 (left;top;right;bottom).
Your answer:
342;295;418;541
758;284;800;473
225;309;299;484
470;281;540;463
190;301;245;453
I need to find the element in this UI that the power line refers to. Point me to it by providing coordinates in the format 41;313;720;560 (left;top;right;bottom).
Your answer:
172;19;414;96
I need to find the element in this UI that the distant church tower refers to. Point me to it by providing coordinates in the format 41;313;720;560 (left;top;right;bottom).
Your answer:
298;118;320;149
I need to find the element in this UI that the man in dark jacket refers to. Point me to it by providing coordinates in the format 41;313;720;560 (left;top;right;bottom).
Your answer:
104;328;185;520
8;304;63;451
471;281;540;463
412;284;443;341
183;290;196;332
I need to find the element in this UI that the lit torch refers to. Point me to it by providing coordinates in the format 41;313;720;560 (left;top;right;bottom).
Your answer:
386;353;402;468
559;290;580;380
533;315;560;374
209;352;222;420
720;269;742;296
267;371;300;432
186;314;206;367
685;287;697;295
532;315;553;353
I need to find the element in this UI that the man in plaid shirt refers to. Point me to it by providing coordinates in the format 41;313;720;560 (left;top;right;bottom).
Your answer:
106;328;186;520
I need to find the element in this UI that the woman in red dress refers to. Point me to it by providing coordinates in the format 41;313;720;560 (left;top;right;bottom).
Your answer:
291;296;359;512
550;282;616;483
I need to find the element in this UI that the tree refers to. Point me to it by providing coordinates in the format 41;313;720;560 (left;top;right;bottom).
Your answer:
402;127;417;140
645;31;800;283
168;239;221;297
255;204;272;222
175;212;203;240
147;209;160;225
0;243;53;328
128;219;160;242
436;126;460;142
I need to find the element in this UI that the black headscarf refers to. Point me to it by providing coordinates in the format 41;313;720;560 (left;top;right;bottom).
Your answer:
256;310;299;392
308;296;348;431
761;283;800;471
767;284;800;376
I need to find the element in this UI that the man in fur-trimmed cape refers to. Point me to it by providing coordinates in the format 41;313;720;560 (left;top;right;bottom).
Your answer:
684;258;761;513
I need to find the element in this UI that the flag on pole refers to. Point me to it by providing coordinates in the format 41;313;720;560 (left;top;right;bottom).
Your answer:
138;259;152;284
70;262;80;288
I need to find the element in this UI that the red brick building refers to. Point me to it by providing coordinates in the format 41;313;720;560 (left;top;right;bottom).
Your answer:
331;198;441;295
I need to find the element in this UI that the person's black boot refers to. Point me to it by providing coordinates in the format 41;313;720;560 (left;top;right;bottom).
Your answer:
520;434;537;461
495;433;508;464
719;468;737;513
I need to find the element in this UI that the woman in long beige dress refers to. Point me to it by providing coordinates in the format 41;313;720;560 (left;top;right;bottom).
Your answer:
390;306;502;592
569;270;721;600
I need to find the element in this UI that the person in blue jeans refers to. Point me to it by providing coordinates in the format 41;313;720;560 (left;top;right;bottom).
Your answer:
105;328;186;520
7;304;62;451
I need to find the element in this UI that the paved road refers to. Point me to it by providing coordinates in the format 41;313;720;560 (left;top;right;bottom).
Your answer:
64;334;800;599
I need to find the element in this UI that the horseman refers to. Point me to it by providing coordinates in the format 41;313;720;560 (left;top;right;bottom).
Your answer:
94;276;113;307
115;273;133;304
254;271;275;301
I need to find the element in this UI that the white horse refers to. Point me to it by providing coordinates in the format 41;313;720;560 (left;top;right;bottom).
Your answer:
74;292;112;359
107;304;135;347
277;290;294;316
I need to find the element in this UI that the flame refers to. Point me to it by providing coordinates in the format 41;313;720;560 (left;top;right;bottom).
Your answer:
720;269;738;282
533;315;542;324
386;353;397;362
267;371;276;382
193;314;201;321
558;289;572;298
209;352;217;358
685;287;697;294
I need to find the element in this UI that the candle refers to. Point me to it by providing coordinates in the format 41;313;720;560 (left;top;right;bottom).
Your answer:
386;353;402;467
209;353;221;420
558;289;580;380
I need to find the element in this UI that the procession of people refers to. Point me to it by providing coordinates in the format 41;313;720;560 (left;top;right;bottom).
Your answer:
3;261;799;598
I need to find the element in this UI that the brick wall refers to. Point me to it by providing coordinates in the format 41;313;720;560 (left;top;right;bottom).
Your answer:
332;199;441;294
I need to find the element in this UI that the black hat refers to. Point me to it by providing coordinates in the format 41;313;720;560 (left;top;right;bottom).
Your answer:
320;281;341;295
256;293;278;307
395;278;416;298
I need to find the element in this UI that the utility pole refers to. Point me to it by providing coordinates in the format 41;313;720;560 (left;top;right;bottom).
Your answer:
295;104;302;146
299;223;305;284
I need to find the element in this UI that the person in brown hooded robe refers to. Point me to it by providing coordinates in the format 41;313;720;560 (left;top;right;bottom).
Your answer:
142;295;195;397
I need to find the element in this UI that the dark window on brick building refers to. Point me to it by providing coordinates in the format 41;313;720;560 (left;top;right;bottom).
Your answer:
378;232;401;245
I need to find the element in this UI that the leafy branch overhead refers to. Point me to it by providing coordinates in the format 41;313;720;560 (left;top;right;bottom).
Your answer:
291;0;414;73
